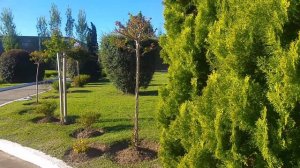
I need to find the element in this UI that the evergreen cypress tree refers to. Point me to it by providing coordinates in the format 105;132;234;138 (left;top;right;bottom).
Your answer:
159;0;300;167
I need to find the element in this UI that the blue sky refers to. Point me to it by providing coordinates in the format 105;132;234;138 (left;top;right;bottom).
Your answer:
0;0;164;37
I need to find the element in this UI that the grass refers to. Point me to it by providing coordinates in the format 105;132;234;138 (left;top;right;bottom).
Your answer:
0;72;167;168
0;83;20;88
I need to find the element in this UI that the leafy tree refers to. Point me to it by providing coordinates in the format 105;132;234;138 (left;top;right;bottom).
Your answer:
115;12;156;148
0;8;19;51
49;4;61;35
65;7;74;38
159;0;300;167
75;10;88;43
36;16;49;50
30;51;48;104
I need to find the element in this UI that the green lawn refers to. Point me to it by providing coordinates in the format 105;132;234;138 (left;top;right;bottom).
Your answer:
0;83;19;88
0;72;167;168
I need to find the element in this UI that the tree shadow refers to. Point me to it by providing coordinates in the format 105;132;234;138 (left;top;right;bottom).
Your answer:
103;124;133;133
139;90;158;96
67;115;80;124
18;108;34;115
100;118;154;123
149;84;163;87
70;90;92;93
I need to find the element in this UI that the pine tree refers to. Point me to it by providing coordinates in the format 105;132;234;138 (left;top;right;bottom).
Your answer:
49;4;61;35
36;16;49;50
75;10;88;43
159;0;300;167
65;7;74;38
0;8;19;51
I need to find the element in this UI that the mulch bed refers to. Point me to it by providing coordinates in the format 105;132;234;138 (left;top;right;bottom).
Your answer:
31;116;60;124
110;140;159;164
63;140;159;165
70;128;105;138
64;143;108;163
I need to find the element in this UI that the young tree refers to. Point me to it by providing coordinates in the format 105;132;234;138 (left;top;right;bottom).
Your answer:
30;51;48;104
0;8;19;51
44;31;72;124
65;7;74;38
49;4;61;35
36;16;49;50
115;12;155;148
75;10;88;43
159;0;300;167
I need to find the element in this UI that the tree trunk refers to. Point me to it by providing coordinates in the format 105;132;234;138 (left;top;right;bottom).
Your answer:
35;63;39;104
133;41;140;148
62;53;68;124
76;60;80;76
57;53;64;124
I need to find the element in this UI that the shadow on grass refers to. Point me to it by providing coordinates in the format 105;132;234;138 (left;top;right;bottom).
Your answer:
22;102;37;106
17;108;34;115
100;118;154;123
139;90;158;96
42;95;59;99
67;115;80;125
149;84;164;87
103;124;133;133
70;90;92;93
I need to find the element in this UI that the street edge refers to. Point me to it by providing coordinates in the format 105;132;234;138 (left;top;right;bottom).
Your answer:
0;139;72;168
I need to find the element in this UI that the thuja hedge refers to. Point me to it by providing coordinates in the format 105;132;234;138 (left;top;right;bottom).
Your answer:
100;34;158;94
0;49;44;83
158;0;300;167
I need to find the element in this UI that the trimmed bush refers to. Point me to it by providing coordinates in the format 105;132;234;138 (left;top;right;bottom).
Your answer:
79;112;100;129
0;49;45;83
44;70;58;78
35;101;57;119
52;81;71;92
100;34;159;94
73;138;89;154
72;74;90;87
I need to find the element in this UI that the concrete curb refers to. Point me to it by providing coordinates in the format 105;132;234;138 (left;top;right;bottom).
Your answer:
0;139;71;168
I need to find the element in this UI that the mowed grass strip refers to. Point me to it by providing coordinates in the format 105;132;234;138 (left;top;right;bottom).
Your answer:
0;72;167;168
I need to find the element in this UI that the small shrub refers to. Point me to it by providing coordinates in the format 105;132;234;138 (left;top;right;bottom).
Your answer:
52;81;71;92
35;101;57;119
73;138;89;154
72;75;90;87
79;112;100;129
44;70;58;78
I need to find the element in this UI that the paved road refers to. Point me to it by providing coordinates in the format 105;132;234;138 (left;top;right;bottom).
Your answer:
0;151;39;168
0;84;50;106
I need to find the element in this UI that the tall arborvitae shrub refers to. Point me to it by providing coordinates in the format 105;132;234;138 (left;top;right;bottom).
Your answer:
100;34;158;94
159;0;300;167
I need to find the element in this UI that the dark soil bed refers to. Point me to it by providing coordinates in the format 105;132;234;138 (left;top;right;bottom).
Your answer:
70;128;104;138
31;116;60;124
110;140;159;164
